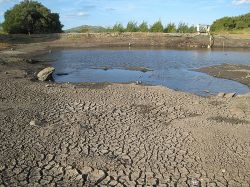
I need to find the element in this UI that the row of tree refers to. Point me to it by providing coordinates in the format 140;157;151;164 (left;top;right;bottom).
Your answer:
211;13;250;31
79;21;197;33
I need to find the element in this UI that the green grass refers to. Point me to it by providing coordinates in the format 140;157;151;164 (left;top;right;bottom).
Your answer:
213;28;250;35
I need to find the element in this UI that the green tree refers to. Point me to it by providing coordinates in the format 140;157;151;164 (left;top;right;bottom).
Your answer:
177;22;189;33
164;22;176;33
112;23;124;32
150;20;164;32
126;21;138;32
188;25;197;33
138;21;148;32
3;0;63;34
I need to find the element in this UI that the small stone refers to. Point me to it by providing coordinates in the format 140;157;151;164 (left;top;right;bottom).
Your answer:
89;169;106;183
136;81;142;85
4;72;8;75
224;93;236;98
30;120;37;126
221;169;226;173
217;92;225;97
187;178;200;187
0;164;6;172
80;166;93;174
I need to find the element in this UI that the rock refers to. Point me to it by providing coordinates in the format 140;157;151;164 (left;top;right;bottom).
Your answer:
37;67;55;81
30;120;37;126
217;92;225;97
89;169;106;184
136;81;142;85
187;178;200;187
224;93;236;98
80;166;93;175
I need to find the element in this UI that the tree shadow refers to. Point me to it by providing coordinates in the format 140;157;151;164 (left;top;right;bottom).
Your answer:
0;33;61;45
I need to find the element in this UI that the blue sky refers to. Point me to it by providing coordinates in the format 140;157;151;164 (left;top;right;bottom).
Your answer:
0;0;250;29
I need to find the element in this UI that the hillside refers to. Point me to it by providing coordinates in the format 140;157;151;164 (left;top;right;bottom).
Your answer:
65;25;106;33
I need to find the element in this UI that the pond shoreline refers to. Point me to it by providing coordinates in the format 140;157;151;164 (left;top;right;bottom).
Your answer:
0;38;250;186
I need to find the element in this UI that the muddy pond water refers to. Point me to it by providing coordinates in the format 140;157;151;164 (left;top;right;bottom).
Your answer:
42;48;250;96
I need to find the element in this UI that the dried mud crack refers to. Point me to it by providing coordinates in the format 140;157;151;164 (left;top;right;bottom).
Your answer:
0;69;250;187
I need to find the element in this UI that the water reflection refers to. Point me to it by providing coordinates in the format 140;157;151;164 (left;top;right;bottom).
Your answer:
42;48;250;96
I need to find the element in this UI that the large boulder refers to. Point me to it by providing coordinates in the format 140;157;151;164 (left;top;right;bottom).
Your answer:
37;67;55;81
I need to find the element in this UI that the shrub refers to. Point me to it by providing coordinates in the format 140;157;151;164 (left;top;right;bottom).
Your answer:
177;22;189;33
164;22;176;33
150;20;164;33
126;21;138;32
139;21;149;32
112;23;125;32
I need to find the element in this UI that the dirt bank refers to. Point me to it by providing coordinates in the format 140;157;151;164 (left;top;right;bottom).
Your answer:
0;50;250;186
198;64;250;88
1;32;250;51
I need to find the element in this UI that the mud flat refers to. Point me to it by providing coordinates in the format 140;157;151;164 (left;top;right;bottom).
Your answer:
198;64;250;88
0;53;250;186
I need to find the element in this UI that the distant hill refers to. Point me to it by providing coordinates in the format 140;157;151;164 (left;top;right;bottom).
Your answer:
211;13;250;32
65;25;107;33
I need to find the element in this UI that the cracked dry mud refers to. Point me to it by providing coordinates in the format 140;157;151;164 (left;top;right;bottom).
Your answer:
0;71;250;187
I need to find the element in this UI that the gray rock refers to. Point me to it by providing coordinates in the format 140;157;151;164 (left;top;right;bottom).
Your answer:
37;67;55;81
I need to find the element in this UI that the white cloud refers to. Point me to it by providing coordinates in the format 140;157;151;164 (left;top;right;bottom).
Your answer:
232;0;250;5
76;12;89;16
65;11;89;18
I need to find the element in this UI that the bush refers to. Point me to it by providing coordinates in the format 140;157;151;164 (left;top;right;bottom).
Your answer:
211;13;250;32
188;25;197;33
112;23;124;32
177;22;189;33
150;20;164;32
3;0;63;34
164;22;176;33
139;21;149;32
126;21;138;32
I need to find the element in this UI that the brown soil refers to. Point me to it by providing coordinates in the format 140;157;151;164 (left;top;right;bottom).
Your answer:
198;64;250;88
0;35;250;186
1;32;250;51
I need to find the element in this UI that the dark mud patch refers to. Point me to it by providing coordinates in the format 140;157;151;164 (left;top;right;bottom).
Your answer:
92;66;112;71
91;66;153;73
209;116;249;125
125;66;153;73
197;64;250;87
56;73;69;76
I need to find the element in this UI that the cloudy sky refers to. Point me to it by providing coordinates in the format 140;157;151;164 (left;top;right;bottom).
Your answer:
0;0;250;29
